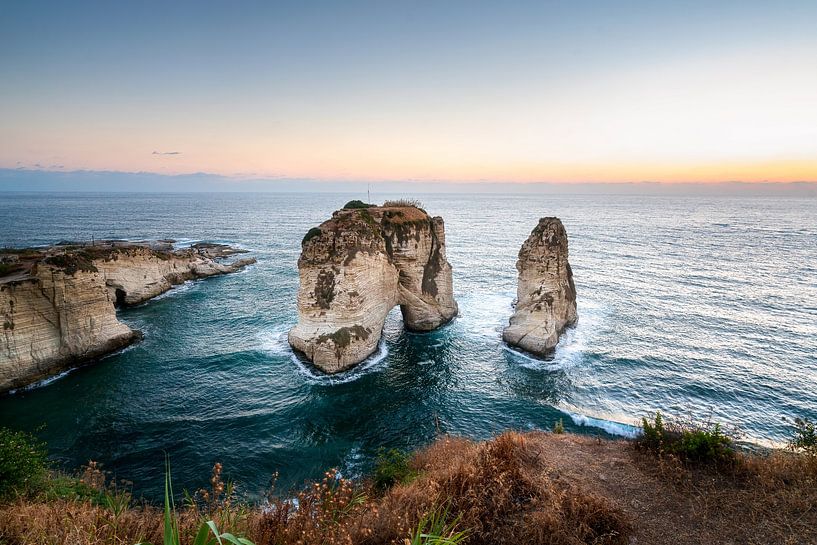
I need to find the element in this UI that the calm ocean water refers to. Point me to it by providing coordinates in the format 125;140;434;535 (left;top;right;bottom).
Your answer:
1;192;816;499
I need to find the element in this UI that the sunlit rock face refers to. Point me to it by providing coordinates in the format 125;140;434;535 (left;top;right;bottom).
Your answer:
288;205;458;373
503;217;577;357
0;242;255;393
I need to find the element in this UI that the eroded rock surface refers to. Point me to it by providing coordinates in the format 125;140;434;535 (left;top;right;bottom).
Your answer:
503;217;577;356
288;204;457;373
0;241;255;393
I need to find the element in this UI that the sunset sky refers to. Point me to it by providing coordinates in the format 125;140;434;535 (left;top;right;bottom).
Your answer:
2;1;816;184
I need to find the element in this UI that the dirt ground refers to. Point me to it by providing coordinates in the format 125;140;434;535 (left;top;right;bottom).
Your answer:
525;432;815;545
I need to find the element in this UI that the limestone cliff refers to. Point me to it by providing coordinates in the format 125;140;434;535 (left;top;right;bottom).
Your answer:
0;242;255;393
288;204;457;373
503;217;577;356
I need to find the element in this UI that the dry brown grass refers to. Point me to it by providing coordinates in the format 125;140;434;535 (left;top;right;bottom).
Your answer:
358;433;631;545
2;432;815;545
635;448;817;544
0;432;630;545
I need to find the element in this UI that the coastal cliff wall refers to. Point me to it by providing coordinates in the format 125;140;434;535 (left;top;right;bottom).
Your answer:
94;246;254;306
288;204;457;373
0;242;254;393
503;217;577;356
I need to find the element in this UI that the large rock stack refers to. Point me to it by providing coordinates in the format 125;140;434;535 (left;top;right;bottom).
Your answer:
288;203;458;373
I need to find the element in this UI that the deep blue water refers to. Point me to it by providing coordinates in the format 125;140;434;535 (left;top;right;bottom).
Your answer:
1;192;816;500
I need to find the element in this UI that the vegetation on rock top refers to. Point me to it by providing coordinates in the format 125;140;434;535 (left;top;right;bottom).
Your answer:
301;227;322;245
343;200;376;209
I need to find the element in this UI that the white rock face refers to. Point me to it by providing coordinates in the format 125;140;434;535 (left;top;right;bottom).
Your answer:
0;243;255;392
289;205;458;373
0;265;139;393
503;217;577;356
95;247;255;306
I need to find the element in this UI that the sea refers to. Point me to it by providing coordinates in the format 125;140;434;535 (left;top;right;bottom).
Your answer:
1;191;815;500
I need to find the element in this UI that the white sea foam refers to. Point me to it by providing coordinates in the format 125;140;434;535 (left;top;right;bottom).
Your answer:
145;279;206;304
8;368;76;395
566;411;640;438
257;324;294;356
8;340;140;395
503;297;608;372
258;324;391;385
291;341;390;385
455;291;514;340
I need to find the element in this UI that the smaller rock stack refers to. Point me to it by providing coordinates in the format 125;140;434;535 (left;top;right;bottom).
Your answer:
503;217;577;356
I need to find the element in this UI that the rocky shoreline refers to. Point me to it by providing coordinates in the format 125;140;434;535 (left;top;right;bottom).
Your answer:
0;240;255;393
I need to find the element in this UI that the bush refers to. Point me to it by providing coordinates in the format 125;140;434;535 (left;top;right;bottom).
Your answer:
789;417;817;456
637;412;734;464
0;427;49;500
373;448;415;491
301;227;322;245
383;198;424;209
0;263;19;276
343;200;375;209
553;418;565;434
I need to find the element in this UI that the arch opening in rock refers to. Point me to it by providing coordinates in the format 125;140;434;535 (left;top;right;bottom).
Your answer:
114;288;127;308
288;203;458;373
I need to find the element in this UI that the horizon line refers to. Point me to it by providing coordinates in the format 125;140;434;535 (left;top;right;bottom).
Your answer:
3;167;817;186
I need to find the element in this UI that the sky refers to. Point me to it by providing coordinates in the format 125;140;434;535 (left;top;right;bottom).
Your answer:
2;0;817;186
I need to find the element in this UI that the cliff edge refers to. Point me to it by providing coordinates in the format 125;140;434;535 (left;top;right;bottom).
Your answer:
503;217;577;356
0;241;255;393
288;202;457;373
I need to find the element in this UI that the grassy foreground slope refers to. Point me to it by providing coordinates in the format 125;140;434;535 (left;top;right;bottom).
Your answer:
0;423;815;545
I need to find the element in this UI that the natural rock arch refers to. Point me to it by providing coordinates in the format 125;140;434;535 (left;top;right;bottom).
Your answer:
288;204;458;373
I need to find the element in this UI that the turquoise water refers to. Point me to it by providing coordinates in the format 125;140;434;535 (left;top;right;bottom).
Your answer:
1;192;816;500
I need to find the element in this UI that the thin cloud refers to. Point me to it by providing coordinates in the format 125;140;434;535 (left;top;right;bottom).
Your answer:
152;151;181;156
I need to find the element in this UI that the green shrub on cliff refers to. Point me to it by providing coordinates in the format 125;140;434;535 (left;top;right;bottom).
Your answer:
409;504;468;545
0;262;18;276
302;227;322;245
373;448;415;491
789;417;817;457
343;200;375;209
638;411;734;464
0;427;49;500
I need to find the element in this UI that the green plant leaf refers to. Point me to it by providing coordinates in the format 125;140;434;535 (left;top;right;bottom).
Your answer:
192;522;213;545
205;521;223;545
218;532;255;545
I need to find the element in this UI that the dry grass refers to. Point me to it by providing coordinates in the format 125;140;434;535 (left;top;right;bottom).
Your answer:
635;448;817;544
360;433;631;545
2;432;815;545
381;199;424;209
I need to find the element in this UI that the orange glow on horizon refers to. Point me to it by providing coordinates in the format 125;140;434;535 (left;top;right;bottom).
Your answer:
5;156;816;184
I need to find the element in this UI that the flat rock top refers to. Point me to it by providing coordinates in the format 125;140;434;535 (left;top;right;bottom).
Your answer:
0;240;246;284
323;205;431;230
